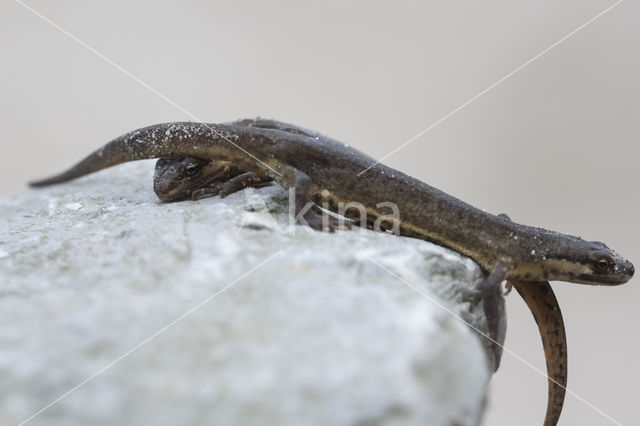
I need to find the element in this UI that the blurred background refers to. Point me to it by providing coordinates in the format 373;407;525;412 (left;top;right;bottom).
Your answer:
1;1;638;425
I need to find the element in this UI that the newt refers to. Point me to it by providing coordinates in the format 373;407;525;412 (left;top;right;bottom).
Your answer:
30;118;634;426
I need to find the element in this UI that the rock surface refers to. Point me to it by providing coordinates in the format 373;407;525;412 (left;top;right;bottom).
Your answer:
0;161;503;426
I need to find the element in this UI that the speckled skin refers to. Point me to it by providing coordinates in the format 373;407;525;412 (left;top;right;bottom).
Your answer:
30;118;634;426
30;119;634;284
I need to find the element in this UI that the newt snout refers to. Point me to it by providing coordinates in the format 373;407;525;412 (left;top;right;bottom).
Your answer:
626;261;635;278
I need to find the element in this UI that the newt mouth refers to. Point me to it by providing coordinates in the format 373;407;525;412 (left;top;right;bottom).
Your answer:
579;260;634;285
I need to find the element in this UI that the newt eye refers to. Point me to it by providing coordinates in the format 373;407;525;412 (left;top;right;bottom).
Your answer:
593;259;611;273
184;164;200;177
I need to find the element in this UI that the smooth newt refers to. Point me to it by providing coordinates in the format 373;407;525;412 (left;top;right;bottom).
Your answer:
30;119;634;426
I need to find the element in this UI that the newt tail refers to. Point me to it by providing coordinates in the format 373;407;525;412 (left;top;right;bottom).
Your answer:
511;281;567;426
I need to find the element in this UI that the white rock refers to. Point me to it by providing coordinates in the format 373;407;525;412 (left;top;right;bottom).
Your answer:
0;160;504;426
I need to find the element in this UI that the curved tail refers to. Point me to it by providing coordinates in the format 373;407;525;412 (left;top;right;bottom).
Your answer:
511;280;567;426
29;143;130;187
29;122;223;187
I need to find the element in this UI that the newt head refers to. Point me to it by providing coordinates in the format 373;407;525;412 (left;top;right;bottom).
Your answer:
579;240;634;285
153;157;239;201
542;239;634;285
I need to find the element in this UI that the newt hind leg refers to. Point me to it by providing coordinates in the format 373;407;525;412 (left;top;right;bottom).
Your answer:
275;166;342;232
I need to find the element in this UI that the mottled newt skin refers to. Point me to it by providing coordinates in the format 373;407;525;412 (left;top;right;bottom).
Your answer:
30;118;634;426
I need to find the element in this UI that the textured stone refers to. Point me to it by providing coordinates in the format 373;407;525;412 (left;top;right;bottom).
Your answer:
0;160;502;426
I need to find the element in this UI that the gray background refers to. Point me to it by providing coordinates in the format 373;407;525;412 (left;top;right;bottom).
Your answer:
2;1;638;425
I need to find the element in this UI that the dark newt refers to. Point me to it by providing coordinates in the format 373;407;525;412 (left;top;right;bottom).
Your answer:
30;118;634;426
